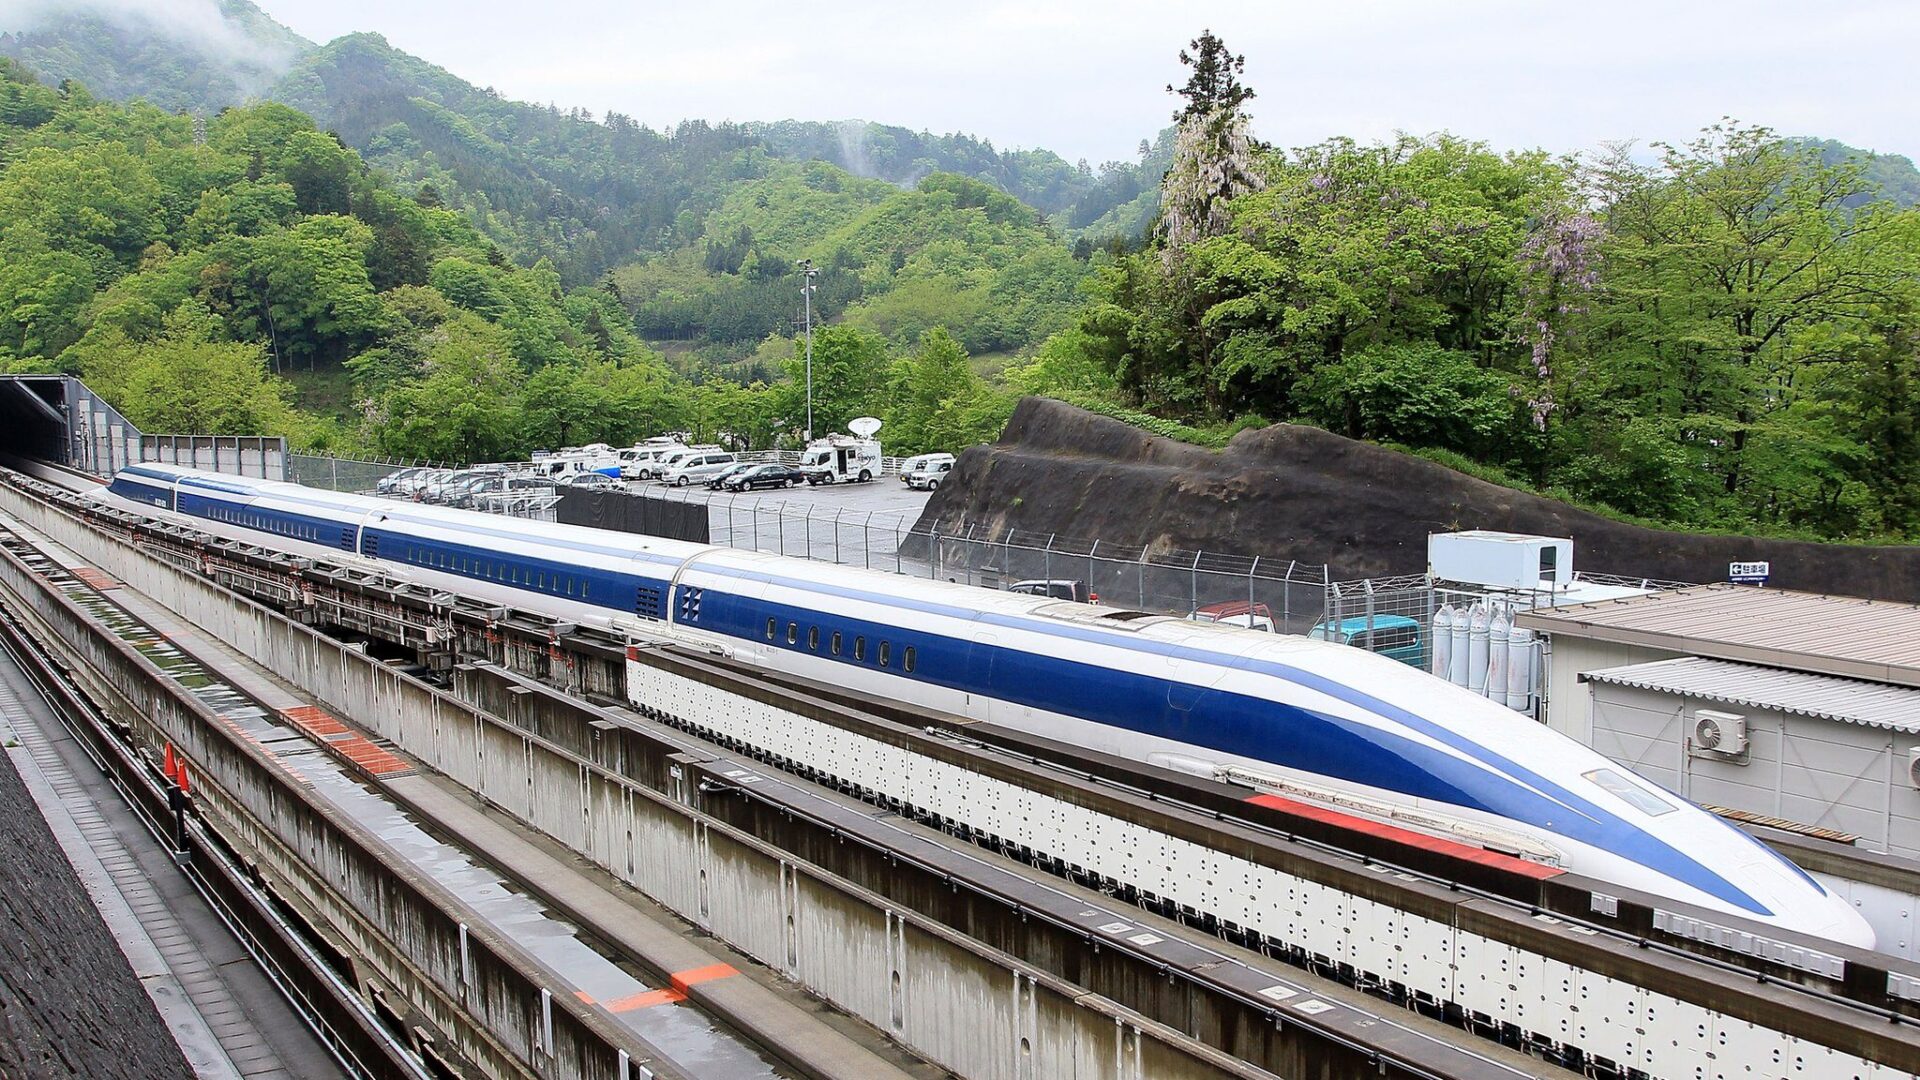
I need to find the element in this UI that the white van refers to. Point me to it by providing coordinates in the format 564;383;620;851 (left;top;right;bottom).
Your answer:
904;456;955;491
649;445;719;480
620;442;685;480
662;450;738;486
899;452;955;485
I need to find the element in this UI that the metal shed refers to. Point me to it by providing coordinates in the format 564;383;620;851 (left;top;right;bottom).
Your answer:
1516;584;1920;741
1583;656;1920;857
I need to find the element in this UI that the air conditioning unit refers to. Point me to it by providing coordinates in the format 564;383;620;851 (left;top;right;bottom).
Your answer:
1908;747;1920;790
1692;710;1748;757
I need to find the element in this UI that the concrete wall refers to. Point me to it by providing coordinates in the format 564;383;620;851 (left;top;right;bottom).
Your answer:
1591;682;1920;857
140;435;287;480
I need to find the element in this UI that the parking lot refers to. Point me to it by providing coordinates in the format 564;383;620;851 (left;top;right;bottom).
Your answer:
626;475;936;572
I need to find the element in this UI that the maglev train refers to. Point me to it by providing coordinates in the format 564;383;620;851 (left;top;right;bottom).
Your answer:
98;463;1875;948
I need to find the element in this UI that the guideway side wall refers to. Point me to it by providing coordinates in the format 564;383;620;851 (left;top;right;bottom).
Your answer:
0;535;656;1080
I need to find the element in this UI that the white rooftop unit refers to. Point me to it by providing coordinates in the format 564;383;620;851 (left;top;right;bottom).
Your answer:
1429;530;1573;592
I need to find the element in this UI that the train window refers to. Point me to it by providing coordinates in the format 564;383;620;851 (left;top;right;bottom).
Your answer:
878;641;891;668
1583;769;1675;817
903;646;916;673
787;622;798;645
831;632;842;656
853;636;866;661
808;626;819;651
766;618;776;641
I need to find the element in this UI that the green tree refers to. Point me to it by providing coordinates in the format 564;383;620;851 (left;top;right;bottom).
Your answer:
887;328;980;452
1580;122;1914;530
1294;343;1523;459
0;142;162;277
80;305;303;436
776;325;893;440
374;313;524;461
1167;29;1255;123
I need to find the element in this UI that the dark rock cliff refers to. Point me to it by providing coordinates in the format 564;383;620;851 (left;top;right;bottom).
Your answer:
914;398;1920;601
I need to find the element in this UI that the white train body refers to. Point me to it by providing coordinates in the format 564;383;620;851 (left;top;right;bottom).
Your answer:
97;464;1876;948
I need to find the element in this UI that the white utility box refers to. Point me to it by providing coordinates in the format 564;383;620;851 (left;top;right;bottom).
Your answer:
1428;530;1574;591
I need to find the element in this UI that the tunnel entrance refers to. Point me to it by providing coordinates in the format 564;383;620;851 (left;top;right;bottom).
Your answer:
0;375;141;473
0;375;286;478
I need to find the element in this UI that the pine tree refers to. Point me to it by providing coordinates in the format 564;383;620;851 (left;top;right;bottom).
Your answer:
1168;29;1254;124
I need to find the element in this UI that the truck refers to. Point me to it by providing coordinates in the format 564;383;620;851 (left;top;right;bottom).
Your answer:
801;417;883;485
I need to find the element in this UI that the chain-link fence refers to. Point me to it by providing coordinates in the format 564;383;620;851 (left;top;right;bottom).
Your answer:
287;453;437;493
627;485;1335;628
918;525;1332;633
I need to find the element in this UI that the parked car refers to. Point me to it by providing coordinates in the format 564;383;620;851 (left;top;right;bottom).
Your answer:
401;468;451;499
441;475;496;506
563;472;621;491
620;441;686;480
1188;600;1276;632
1307;614;1424;667
662;451;739;486
704;461;758;489
421;470;480;503
1008;579;1094;603
376;466;423;495
899;452;955;484
456;475;551;509
721;464;807;492
904;458;953;491
649;445;723;481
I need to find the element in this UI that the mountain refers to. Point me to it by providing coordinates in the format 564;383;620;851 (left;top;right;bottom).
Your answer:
3;5;1161;287
272;31;762;284
746;119;1162;231
0;0;311;114
1792;138;1920;207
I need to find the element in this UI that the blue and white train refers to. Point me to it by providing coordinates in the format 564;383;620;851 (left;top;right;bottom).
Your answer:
99;463;1876;948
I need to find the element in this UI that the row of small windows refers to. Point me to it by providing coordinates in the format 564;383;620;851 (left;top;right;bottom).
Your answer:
766;617;916;672
206;505;326;542
401;544;590;600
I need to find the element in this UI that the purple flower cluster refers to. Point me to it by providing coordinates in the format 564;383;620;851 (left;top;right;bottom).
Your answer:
1515;209;1604;429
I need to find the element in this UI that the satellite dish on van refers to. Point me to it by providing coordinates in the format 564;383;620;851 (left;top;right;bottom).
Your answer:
848;416;883;438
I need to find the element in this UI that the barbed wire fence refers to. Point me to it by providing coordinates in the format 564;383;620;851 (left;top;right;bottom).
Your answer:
287;453;436;493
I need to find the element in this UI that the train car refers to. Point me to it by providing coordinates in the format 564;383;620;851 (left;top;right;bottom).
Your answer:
94;464;1877;948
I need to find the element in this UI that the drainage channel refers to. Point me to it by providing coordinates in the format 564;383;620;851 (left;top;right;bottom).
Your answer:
0;527;794;1080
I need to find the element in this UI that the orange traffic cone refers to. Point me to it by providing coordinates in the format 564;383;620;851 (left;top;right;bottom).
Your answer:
177;765;190;795
162;743;177;782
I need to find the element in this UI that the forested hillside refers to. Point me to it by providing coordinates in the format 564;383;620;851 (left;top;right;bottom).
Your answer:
1040;35;1920;542
0;58;1016;465
3;9;1919;546
0;0;310;114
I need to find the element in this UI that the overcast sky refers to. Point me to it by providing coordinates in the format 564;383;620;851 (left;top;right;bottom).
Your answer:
105;0;1920;165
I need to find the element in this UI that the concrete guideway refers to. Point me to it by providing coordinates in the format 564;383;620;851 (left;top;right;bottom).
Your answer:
95;565;925;1080
0;649;346;1080
0;663;207;1080
0;518;864;1079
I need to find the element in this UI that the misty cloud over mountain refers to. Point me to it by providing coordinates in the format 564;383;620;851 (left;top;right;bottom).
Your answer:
0;0;309;103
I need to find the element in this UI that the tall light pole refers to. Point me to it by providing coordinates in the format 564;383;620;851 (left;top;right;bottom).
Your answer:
798;259;819;442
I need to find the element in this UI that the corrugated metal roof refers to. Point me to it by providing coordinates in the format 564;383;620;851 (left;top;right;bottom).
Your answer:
1583;656;1920;732
1515;585;1920;689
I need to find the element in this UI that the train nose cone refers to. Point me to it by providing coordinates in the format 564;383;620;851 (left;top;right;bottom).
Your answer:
1814;892;1877;951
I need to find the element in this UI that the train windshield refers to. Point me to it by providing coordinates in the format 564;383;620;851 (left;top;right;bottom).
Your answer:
1583;768;1676;817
